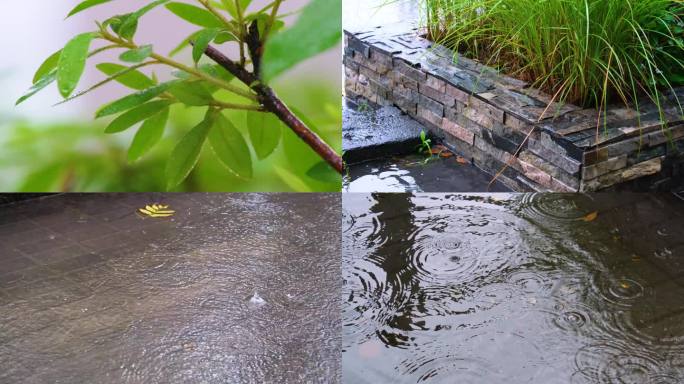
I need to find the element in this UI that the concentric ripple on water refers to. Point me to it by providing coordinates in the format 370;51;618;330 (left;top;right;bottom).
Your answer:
344;193;684;383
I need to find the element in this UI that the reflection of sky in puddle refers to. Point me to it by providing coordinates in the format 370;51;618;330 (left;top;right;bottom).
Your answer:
345;166;421;193
344;155;511;193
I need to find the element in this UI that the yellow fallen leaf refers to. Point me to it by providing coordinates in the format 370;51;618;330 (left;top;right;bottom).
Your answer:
582;211;598;222
148;213;174;218
138;203;175;218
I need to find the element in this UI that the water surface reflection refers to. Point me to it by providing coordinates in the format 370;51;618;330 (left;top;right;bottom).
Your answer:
343;193;684;383
1;193;340;383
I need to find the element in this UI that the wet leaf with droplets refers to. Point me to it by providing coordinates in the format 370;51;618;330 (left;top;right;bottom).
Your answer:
57;32;95;98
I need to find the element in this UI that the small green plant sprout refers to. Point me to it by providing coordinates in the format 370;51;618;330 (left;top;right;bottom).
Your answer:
18;0;342;190
356;99;371;114
419;130;432;156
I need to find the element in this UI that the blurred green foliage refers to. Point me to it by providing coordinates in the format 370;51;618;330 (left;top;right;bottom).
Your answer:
1;78;340;192
9;0;342;192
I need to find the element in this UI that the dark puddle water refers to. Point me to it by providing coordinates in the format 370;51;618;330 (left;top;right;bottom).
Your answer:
343;193;684;383
344;155;511;193
0;193;340;383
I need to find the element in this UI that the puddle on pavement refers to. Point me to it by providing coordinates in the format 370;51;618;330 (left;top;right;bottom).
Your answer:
344;155;511;193
0;193;341;383
343;193;684;383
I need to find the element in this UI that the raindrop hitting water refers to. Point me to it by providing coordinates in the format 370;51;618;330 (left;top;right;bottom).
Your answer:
248;292;266;307
344;193;684;383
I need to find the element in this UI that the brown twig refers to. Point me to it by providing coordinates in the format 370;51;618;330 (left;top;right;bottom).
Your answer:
201;44;344;175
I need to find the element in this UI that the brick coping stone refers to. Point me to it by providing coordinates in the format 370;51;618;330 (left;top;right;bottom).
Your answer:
343;25;684;192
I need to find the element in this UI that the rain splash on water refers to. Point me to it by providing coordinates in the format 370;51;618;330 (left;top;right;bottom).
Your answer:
343;193;684;383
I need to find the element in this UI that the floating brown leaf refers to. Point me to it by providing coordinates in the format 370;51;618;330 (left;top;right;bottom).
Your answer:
582;211;598;222
430;145;449;155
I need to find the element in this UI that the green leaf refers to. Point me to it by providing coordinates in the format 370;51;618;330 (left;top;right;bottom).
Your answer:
192;28;220;63
282;106;335;174
104;100;172;134
168;81;214;106
119;45;153;63
220;0;251;20
261;0;341;82
119;0;169;40
67;0;113;18
237;0;253;12
169;30;202;56
166;109;215;189
128;107;169;162
209;113;253;178
200;64;234;83
16;70;57;105
274;166;313;192
246;111;282;159
57;32;95;98
171;64;234;85
107;13;137;38
96;81;176;117
306;161;340;184
96;63;156;90
33;49;61;84
214;30;237;44
165;2;223;28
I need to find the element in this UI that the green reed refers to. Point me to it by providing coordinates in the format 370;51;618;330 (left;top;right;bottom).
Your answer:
422;0;684;115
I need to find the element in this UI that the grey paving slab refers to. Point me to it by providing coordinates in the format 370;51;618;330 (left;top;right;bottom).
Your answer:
0;193;341;384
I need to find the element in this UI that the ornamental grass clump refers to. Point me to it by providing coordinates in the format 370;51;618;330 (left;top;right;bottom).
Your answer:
423;0;684;114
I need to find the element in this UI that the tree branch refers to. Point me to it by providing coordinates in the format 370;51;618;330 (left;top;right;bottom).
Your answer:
201;44;344;175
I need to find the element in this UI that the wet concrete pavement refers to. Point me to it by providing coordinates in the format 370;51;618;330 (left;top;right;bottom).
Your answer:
0;193;340;383
342;101;424;164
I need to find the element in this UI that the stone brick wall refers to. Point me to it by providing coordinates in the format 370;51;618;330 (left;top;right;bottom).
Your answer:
344;27;684;192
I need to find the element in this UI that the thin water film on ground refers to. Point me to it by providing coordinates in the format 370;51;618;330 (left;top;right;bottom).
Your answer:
343;193;684;383
344;153;511;193
342;101;511;193
0;193;340;383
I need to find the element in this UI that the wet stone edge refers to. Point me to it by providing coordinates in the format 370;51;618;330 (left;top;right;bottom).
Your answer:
343;27;684;192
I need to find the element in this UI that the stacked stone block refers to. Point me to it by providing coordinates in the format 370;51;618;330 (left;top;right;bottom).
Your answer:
344;28;684;192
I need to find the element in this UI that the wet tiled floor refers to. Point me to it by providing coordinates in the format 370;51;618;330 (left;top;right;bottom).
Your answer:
0;193;341;383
